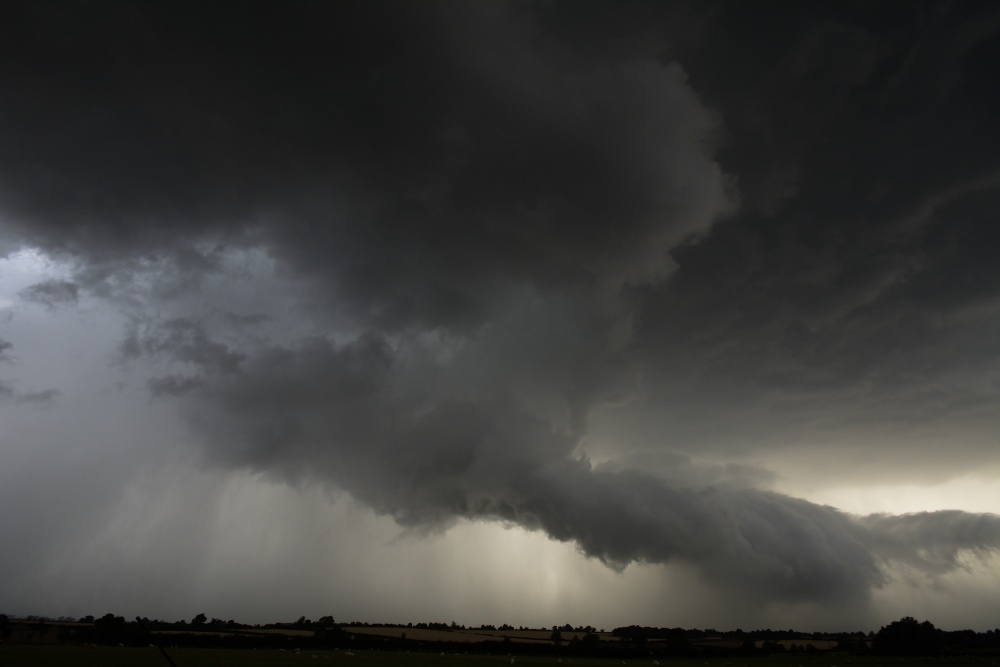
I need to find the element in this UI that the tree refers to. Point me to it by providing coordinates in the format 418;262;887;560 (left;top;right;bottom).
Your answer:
93;613;129;645
96;613;125;626
191;613;207;626
873;617;942;655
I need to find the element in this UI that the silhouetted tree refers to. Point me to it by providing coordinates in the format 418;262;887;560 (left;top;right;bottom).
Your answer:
93;613;131;644
874;617;942;655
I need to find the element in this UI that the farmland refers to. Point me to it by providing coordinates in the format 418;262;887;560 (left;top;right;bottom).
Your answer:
345;626;608;644
3;615;997;667
0;645;994;667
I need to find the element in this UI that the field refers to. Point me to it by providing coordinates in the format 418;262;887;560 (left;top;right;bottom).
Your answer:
340;628;840;650
0;646;994;667
345;627;607;644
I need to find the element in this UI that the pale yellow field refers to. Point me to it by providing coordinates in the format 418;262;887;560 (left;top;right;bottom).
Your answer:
771;639;839;650
344;627;615;644
346;627;485;643
473;630;592;641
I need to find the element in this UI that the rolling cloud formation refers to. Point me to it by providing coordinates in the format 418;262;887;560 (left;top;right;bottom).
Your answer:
2;0;1000;614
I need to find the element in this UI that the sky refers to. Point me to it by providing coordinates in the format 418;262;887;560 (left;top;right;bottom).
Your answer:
1;0;1000;633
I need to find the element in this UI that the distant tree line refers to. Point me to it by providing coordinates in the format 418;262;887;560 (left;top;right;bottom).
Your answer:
0;613;345;650
871;616;1000;656
2;613;999;658
605;619;1000;658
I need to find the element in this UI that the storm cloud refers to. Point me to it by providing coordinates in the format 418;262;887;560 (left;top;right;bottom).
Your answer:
19;279;79;308
1;0;999;628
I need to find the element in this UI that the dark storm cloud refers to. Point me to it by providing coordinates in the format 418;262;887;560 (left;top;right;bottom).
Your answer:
0;0;733;332
157;323;999;606
222;311;272;329
19;279;79;308
2;0;1000;616
122;317;244;375
506;464;886;604
147;374;204;398
610;1;1000;473
860;511;1000;574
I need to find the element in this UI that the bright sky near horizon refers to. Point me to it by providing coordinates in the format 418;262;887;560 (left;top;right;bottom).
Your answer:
1;0;999;632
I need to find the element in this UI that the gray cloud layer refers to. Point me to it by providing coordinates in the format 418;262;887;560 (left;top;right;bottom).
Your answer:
2;0;999;620
148;323;1000;607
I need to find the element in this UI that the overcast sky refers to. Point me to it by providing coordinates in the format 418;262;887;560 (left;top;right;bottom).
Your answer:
2;0;1000;632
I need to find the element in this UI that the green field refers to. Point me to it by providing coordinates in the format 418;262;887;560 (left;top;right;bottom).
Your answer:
0;647;994;667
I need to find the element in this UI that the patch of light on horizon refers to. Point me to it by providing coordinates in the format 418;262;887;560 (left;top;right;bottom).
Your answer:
787;477;1000;516
580;436;999;518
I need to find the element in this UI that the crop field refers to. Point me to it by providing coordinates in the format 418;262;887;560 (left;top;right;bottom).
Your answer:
345;626;608;644
0;646;994;667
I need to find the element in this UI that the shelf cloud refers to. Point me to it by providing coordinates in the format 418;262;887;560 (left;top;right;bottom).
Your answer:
1;0;999;628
